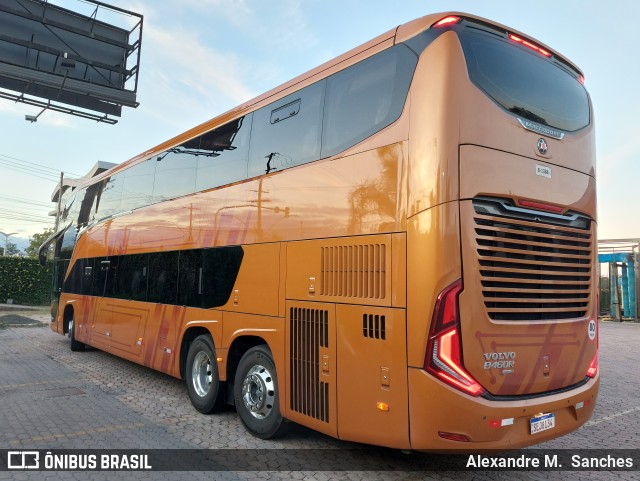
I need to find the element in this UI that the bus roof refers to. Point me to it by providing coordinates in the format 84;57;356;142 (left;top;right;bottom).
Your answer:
78;11;583;190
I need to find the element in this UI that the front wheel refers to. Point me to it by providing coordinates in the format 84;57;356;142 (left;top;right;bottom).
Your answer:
186;335;225;413
68;318;85;352
234;345;285;439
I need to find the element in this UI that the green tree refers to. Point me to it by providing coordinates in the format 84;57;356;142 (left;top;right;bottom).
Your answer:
25;227;55;259
0;242;20;257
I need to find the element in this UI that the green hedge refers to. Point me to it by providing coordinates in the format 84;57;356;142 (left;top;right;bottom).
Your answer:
0;257;53;306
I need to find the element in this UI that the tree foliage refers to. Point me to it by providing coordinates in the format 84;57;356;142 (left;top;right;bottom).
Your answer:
0;242;19;257
25;227;55;259
0;257;52;305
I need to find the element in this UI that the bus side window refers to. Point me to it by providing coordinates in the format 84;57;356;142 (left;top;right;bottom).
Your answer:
148;251;179;305
121;160;156;212
64;258;83;294
115;254;148;301
201;246;244;308
96;174;124;220
195;113;252;192
321;45;417;158
177;249;204;307
92;258;110;297
103;257;120;298
82;258;94;296
248;81;325;178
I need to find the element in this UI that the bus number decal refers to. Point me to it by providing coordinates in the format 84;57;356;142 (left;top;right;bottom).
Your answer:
535;164;552;179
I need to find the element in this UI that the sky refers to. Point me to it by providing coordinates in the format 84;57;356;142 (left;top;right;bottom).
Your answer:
1;0;639;249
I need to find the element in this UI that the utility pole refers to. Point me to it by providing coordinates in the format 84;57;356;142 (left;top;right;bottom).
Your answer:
55;171;64;231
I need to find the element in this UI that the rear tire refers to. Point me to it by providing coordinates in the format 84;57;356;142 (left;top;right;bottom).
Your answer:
234;345;285;439
68;318;85;352
186;335;225;414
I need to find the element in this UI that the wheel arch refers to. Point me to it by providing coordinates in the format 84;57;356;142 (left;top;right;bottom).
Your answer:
62;304;74;335
226;335;270;388
179;326;214;380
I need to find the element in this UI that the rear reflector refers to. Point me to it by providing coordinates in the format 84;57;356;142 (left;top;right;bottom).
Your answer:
438;431;471;442
586;352;598;378
433;16;461;28
508;33;552;57
489;417;514;428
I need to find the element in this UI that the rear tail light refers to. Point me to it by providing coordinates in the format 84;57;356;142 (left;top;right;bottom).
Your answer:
424;280;485;397
433;16;461;28
508;33;552;57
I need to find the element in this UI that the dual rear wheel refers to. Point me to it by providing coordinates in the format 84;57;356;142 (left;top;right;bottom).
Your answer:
185;337;285;439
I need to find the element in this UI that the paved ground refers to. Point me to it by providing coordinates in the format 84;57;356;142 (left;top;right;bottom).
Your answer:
0;312;638;480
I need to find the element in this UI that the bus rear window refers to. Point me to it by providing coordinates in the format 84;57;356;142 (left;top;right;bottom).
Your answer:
459;29;590;132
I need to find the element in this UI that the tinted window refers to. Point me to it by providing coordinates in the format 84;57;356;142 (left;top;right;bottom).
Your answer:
97;174;124;220
59;189;77;226
64;258;82;294
93;257;112;297
148;251;178;304
115;254;148;301
103;257;120;298
321;45;417;158
59;225;78;260
153;150;197;201
196;114;252;191
53;259;69;297
121;159;156;211
459;30;590;132
248;81;325;177
202;246;244;308
81;258;94;296
178;249;203;307
77;182;102;226
64;258;95;296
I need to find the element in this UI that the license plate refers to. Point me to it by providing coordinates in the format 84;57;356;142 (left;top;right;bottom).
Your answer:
530;413;555;435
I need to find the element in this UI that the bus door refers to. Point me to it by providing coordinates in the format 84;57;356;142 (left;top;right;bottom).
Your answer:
51;258;69;333
90;257;115;348
109;254;150;361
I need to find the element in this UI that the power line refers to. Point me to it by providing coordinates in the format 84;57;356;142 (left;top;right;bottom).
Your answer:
0;210;52;222
0;158;60;178
0;152;82;178
0;203;51;213
0;161;60;182
0;216;54;225
0;195;52;209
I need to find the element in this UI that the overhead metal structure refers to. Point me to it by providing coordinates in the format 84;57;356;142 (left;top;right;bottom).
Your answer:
0;0;143;124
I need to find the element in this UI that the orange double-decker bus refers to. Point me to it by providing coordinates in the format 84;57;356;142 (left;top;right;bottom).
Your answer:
41;12;598;450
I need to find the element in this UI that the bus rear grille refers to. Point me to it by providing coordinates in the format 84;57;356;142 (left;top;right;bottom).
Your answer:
473;197;593;321
320;244;386;299
289;307;329;423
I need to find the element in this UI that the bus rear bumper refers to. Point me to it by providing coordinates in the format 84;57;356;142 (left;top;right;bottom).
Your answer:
408;367;599;451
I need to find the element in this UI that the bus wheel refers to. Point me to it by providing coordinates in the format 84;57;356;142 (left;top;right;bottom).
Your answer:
234;345;285;439
68;318;85;352
186;335;225;414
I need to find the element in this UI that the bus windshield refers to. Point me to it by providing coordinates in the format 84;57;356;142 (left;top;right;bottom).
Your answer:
459;29;590;132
